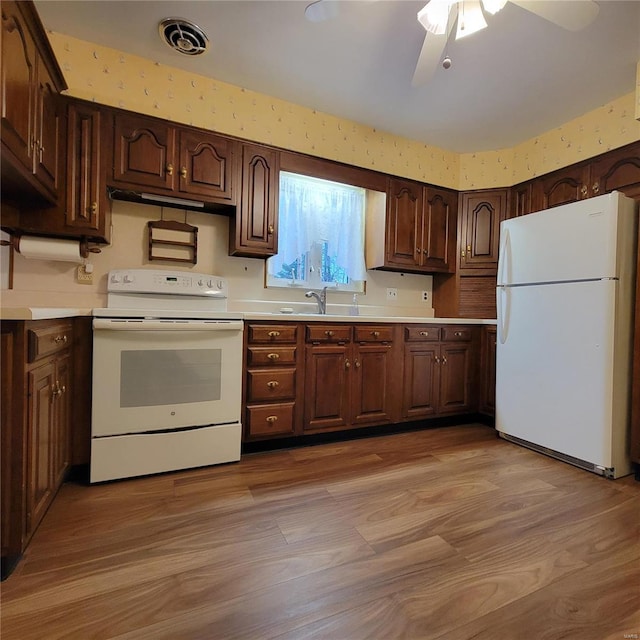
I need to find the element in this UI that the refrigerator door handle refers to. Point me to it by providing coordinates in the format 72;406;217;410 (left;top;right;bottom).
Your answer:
497;285;509;344
497;227;511;287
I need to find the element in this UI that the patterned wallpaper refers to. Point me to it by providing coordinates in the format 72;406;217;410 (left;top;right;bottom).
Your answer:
48;33;639;192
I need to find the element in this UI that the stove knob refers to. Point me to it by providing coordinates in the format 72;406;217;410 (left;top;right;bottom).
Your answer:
207;279;213;288
198;279;205;287
110;274;121;284
216;280;224;290
123;274;133;284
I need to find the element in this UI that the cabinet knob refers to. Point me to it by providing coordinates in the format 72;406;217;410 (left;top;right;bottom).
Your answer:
166;163;174;176
354;360;361;368
371;331;380;338
267;352;280;361
345;359;351;369
180;166;187;179
454;331;462;337
580;184;588;197
89;202;98;214
266;415;278;423
267;330;280;338
266;380;279;389
268;224;274;235
442;356;447;365
53;335;68;344
461;250;466;258
592;182;600;194
325;330;334;337
52;382;66;398
419;331;429;337
435;355;440;364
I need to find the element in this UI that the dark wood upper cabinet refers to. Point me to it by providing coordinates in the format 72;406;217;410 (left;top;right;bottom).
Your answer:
589;141;640;199
0;0;66;205
110;110;237;205
368;178;456;274
458;189;508;275
229;142;279;258
112;113;176;191
510;181;534;218
532;164;590;211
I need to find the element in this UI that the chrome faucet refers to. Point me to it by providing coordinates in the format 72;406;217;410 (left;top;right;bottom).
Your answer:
305;286;328;314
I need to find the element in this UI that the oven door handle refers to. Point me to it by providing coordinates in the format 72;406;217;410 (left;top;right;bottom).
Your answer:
93;319;244;331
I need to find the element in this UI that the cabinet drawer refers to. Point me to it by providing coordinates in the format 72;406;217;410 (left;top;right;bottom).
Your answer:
28;323;73;362
247;402;295;437
248;324;297;344
306;325;352;343
441;327;473;342
354;326;394;343
247;346;297;367
404;326;440;342
247;369;296;402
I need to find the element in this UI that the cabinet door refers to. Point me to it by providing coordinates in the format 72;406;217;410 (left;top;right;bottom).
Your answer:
52;353;70;488
32;57;60;196
385;178;422;269
230;143;279;257
402;343;439;419
351;343;394;426
112;113;176;191
532;164;589;211
589;142;640;199
1;1;36;174
439;344;473;414
479;326;497;415
422;187;457;272
510;182;534;217
26;360;56;538
303;345;350;431
178;130;236;202
65;101;108;237
459;189;507;274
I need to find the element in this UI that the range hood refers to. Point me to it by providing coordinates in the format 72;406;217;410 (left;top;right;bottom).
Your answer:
108;188;235;215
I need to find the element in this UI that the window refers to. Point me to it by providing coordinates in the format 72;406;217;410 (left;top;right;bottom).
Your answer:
266;172;366;293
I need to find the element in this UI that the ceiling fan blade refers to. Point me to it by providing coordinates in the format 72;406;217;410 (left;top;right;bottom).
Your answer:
509;0;600;31
412;3;457;88
411;31;448;87
304;0;340;23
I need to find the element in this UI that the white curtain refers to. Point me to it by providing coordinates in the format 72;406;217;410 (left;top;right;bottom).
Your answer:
270;172;367;282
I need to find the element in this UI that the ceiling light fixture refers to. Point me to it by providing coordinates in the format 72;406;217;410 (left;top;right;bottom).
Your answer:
417;0;507;41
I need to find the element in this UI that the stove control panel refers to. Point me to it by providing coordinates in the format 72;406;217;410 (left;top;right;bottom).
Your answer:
107;269;227;297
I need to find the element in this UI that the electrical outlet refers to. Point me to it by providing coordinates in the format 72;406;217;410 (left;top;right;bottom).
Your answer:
386;287;398;301
421;291;429;302
77;264;93;284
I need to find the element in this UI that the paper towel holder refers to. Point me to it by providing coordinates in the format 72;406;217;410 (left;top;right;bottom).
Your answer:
0;233;102;259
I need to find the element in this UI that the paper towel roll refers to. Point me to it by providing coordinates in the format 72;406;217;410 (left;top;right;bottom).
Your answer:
18;236;83;263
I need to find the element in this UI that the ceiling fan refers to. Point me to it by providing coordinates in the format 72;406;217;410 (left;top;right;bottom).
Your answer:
304;0;600;87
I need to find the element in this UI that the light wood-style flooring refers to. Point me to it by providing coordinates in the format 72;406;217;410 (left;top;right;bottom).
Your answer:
2;424;639;639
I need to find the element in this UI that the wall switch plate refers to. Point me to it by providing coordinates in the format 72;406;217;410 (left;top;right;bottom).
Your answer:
421;291;429;302
386;287;398;301
77;264;93;284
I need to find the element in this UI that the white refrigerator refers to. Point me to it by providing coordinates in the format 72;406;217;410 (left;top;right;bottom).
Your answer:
495;191;637;478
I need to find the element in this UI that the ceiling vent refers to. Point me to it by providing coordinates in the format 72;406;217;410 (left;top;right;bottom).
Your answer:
159;18;209;56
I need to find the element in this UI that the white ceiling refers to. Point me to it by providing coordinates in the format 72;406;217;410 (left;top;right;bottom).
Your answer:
34;0;640;153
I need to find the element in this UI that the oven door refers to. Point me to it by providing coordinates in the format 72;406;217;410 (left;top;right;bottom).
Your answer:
91;319;243;437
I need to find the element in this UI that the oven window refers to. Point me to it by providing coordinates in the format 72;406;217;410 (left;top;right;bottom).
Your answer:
120;349;222;408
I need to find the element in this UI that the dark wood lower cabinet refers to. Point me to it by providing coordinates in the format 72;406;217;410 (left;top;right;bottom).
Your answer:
479;325;497;416
1;319;75;580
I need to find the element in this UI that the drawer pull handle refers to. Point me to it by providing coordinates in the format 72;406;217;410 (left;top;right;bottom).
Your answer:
268;331;280;338
442;356;447;365
166;163;174;176
325;330;334;337
268;224;274;235
592;182;600;194
454;331;463;337
266;415;278;423
435;355;440;364
54;335;68;344
52;383;66;398
371;331;380;338
267;353;280;361
266;380;279;389
419;331;429;337
180;166;187;179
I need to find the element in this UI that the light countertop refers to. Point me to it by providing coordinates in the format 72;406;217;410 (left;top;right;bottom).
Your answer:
0;307;497;325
